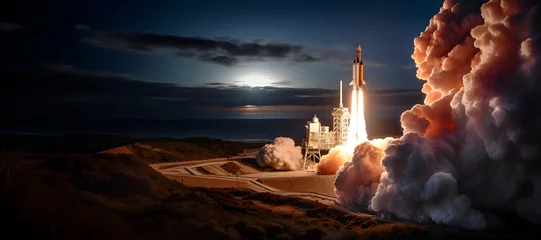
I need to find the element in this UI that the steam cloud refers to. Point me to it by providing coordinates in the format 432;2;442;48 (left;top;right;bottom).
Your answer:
329;0;541;230
371;133;486;229
317;146;352;175
334;142;386;211
256;137;303;170
318;137;393;176
367;0;541;230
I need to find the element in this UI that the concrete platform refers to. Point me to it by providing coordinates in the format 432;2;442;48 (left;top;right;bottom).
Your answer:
260;175;336;197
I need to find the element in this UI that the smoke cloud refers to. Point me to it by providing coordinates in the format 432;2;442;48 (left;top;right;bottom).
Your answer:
317;146;352;175
334;142;386;211
318;137;393;176
256;137;303;171
370;133;486;229
366;0;541;230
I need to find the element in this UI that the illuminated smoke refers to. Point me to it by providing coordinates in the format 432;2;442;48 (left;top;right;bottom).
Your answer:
318;88;371;175
317;145;353;175
318;137;393;175
334;142;385;210
256;137;303;170
367;0;541;230
371;133;486;229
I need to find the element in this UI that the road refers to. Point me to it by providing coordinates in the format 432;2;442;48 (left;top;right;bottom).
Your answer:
150;154;463;229
150;154;485;237
150;154;339;206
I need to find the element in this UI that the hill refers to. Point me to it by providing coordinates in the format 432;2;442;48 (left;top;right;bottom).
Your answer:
0;150;435;239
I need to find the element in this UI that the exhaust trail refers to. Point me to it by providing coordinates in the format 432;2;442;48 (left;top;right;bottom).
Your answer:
357;89;368;143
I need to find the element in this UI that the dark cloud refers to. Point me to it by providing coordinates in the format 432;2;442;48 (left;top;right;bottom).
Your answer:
84;32;321;66
1;65;423;121
204;82;228;87
75;24;90;30
293;54;319;62
198;55;238;66
272;80;293;86
0;22;24;31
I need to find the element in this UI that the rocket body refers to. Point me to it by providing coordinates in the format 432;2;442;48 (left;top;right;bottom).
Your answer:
347;45;368;146
350;45;366;89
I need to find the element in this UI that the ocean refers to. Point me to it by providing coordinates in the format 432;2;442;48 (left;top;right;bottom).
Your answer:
1;118;402;143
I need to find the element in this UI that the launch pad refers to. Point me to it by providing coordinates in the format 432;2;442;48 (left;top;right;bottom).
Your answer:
302;45;369;167
152;154;337;199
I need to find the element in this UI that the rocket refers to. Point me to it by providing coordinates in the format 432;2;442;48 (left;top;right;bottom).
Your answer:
350;45;366;89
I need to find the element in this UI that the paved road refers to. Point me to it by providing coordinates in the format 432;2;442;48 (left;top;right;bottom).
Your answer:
150;155;340;206
150;154;414;223
151;155;481;236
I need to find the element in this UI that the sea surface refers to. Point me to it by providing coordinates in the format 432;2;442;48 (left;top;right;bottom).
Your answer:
1;118;402;143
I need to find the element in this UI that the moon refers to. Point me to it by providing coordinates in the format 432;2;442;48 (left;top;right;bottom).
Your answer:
238;74;273;87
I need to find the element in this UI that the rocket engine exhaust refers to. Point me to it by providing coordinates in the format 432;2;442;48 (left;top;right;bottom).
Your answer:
357;89;367;143
332;0;541;230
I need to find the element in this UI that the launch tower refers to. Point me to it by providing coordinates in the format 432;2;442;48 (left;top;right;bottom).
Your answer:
332;80;350;146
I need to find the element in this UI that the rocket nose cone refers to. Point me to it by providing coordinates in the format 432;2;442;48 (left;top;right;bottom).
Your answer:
356;45;361;50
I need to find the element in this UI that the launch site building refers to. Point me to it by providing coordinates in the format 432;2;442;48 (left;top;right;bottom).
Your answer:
302;81;350;166
302;45;366;166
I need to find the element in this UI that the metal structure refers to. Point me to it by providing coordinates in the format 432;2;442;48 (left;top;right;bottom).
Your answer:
303;115;322;168
332;80;350;146
301;46;368;169
302;80;352;169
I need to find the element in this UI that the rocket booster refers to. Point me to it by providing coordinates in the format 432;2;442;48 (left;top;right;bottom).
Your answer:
350;45;366;89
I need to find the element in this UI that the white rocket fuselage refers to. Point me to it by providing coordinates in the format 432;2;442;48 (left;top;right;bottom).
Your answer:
350;45;366;89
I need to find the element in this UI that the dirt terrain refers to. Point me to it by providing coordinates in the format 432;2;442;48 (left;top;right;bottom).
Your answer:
2;134;540;239
0;150;436;239
0;135;438;239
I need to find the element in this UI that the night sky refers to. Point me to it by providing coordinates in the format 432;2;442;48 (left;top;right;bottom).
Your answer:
2;0;440;121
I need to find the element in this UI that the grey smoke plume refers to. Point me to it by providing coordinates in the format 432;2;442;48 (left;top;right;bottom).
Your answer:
371;133;486;229
256;137;303;170
368;0;541;230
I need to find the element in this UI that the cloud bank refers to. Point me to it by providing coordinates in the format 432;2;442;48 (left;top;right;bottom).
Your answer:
1;64;423;121
84;33;320;66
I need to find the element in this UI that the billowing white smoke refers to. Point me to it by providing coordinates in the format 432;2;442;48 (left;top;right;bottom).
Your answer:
334;142;386;211
317;146;352;175
256;137;303;171
367;0;541;230
318;137;393;176
371;133;486;229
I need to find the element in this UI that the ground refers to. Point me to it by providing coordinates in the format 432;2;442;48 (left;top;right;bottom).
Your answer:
0;146;433;239
1;134;539;239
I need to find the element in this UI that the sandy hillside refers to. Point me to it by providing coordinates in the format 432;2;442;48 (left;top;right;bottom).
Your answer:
0;150;439;240
99;138;267;163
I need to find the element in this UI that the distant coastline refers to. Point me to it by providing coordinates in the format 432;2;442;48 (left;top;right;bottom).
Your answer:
1;117;402;145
